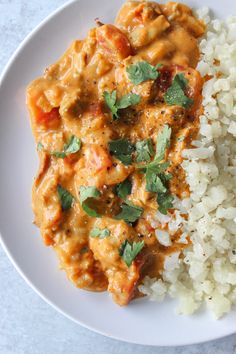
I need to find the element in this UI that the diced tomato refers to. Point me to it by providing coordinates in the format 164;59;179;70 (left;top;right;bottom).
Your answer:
42;233;54;246
134;4;145;23
86;145;113;173
157;65;175;93
36;107;61;128
97;24;132;63
27;93;61;129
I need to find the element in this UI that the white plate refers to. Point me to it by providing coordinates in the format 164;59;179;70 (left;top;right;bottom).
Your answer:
0;0;236;347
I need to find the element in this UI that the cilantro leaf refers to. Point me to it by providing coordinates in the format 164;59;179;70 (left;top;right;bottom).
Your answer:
115;201;143;224
119;240;145;267
103;90;118;119
157;192;174;215
144;162;171;193
136;138;154;163
156;125;172;162
103;90;140;120
64;135;81;154
137;160;170;172
57;185;74;211
51;151;66;158
159;172;173;182
108;138;134;165
114;179;132;199
37;142;44;151
146;168;167;193
135;126;172;194
79;186;101;217
126;61;161;85
90;227;110;239
164;73;194;109
116;92;141;109
51;136;81;159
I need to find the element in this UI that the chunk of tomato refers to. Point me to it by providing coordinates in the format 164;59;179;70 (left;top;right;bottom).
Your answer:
36;107;61;128
96;24;132;63
86;145;113;173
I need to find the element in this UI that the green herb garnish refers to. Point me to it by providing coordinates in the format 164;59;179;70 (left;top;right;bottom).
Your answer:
37;142;44;151
136;138;154;163
119;240;145;267
157;192;174;215
164;73;194;108
146;168;167;193
115;201;143;224
114;179;132;199
140;126;172;192
144;162;170;193
90;227;110;239
57;185;74;211
126;61;162;85
155;125;172;162
103;90;140;120
135;126;174;213
108;138;135;165
79;186;101;217
51;135;81;159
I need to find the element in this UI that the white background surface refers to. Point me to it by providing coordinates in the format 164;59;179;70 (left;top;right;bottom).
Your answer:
0;0;236;353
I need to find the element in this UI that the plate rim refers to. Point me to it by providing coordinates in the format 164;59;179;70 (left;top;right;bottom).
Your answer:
0;0;235;347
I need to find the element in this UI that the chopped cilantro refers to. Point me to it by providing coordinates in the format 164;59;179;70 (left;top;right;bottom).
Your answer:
146;168;167;193
114;179;132;199
157;192;174;215
156;125;172;162
108;138;134;165
103;90;140;120
57;185;74;211
51;135;81;159
115;201;143;224
37;142;44;151
136;139;154;163
164;73;194;109
126;61;162;85
117;92;141;109
103;90;118;119
90;227;110;239
51;151;67;158
79;186;101;217
144;162;171;193
63;135;81;154
119;240;145;267
135;125;174;212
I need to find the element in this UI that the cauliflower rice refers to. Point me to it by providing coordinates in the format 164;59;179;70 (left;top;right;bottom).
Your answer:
139;8;236;319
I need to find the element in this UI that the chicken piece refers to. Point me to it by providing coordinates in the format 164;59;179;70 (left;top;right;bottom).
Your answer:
115;1;162;31
160;2;205;37
74;144;133;189
89;217;145;305
54;235;108;291
129;15;170;49
96;24;132;63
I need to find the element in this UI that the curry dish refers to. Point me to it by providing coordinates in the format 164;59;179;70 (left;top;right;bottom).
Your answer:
27;1;205;306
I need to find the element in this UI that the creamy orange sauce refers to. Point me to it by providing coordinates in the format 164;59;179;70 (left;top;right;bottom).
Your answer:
27;1;205;305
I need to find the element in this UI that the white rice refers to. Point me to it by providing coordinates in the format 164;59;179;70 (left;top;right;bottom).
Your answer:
139;9;236;319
